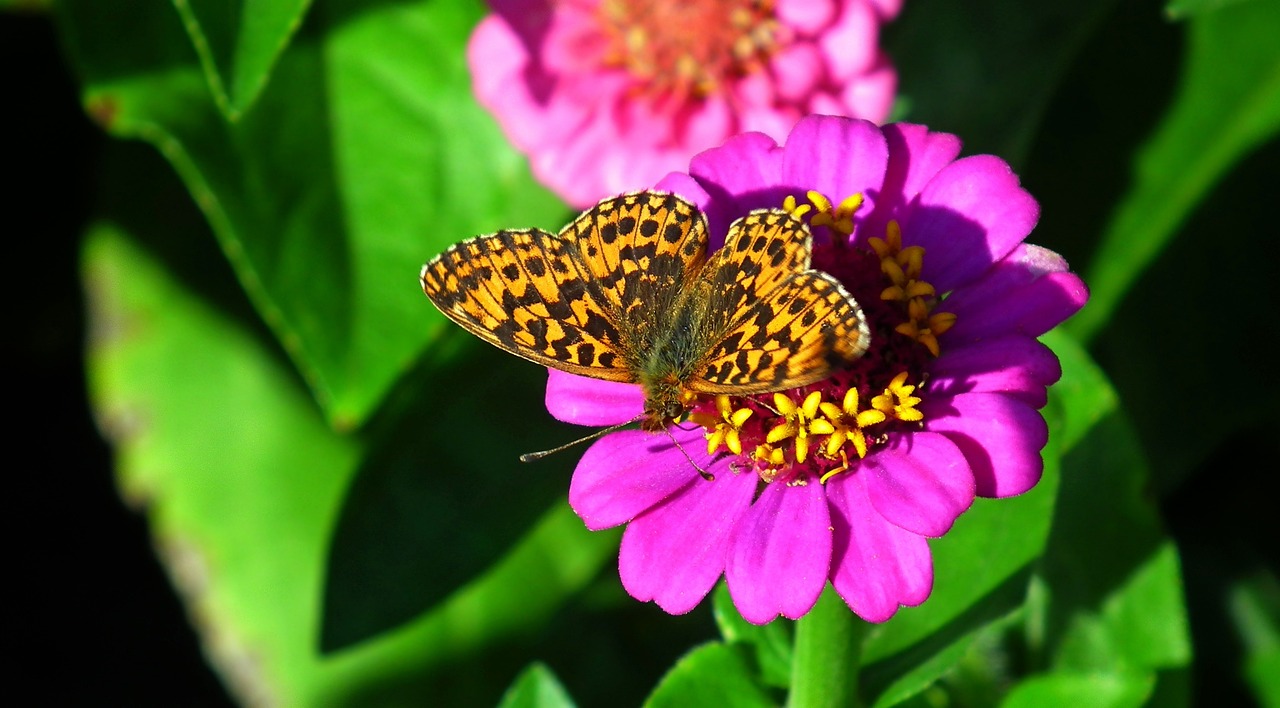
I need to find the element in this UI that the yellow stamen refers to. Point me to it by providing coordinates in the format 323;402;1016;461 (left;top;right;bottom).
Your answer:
765;391;825;464
782;194;812;219
872;372;924;422
814;388;887;483
807;191;863;236
869;219;956;357
692;394;754;456
868;220;903;259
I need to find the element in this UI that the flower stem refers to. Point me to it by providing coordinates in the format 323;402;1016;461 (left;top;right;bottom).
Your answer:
788;586;865;708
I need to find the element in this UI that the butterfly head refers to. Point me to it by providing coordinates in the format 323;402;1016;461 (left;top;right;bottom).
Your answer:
641;379;699;432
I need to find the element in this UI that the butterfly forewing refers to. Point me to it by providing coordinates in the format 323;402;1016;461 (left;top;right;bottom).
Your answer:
562;193;709;356
420;228;633;381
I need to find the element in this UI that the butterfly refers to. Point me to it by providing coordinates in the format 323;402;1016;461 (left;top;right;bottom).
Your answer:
420;191;870;432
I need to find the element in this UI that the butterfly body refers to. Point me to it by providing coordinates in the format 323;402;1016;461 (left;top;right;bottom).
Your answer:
421;192;870;432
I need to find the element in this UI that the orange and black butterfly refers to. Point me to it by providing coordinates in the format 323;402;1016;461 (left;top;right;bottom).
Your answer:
421;191;870;430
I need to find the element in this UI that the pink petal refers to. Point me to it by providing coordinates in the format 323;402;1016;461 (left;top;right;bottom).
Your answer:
770;43;826;102
467;15;550;151
863;432;975;537
528;100;629;207
782;116;889;215
905;155;1040;292
867;0;904;20
545;369;643;426
678;95;733;152
776;0;836;34
808;91;847;116
569;427;712;530
619;467;758;614
688;130;785;195
687;130;787;237
827;472;933;622
819;0;879;80
838;52;896;123
655;171;713;207
865;123;963;235
732;70;777;109
725;478;832;623
535;1;608;74
943;245;1090;341
922;392;1049;498
733;105;803;155
928;334;1062;408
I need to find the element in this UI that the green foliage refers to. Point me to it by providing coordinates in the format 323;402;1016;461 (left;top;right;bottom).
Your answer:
645;643;777;708
1069;0;1280;340
45;0;1278;704
498;664;577;708
61;0;567;429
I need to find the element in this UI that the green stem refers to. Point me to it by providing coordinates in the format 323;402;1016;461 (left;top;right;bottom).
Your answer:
788;586;865;708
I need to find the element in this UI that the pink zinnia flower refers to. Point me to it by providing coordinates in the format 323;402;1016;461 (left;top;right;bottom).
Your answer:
547;116;1089;624
468;0;901;207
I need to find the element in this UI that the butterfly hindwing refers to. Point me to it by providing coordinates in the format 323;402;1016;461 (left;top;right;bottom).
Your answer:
687;210;869;394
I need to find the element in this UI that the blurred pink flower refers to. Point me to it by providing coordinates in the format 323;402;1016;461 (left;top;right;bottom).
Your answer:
469;0;901;207
547;116;1089;624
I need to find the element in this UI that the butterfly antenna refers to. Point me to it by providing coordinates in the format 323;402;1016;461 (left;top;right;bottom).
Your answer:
519;417;642;463
664;427;715;481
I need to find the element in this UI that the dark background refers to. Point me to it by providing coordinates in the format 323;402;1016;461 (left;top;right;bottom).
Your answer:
8;11;233;705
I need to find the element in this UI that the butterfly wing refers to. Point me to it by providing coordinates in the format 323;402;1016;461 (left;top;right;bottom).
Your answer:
686;209;871;394
420;227;634;381
560;192;709;362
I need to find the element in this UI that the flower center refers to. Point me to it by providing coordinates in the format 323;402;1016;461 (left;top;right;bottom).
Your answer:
690;191;956;485
596;0;781;97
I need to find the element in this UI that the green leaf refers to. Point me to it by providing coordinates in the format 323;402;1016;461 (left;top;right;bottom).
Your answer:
1247;648;1280;708
320;336;593;651
498;663;577;708
858;330;1125;707
1079;133;1278;491
712;583;794;689
1032;333;1192;698
1067;0;1280;340
170;0;312;119
2;0;50;11
1231;572;1280;708
888;0;1119;166
1001;672;1154;708
59;0;567;428
859;456;1058;707
81;145;612;705
644;643;777;708
1165;0;1256;20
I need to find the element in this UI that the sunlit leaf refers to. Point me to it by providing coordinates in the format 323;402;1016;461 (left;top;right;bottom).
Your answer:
1002;672;1154;708
170;0;312;119
499;663;577;708
81;150;611;703
60;0;567;428
645;643;776;708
